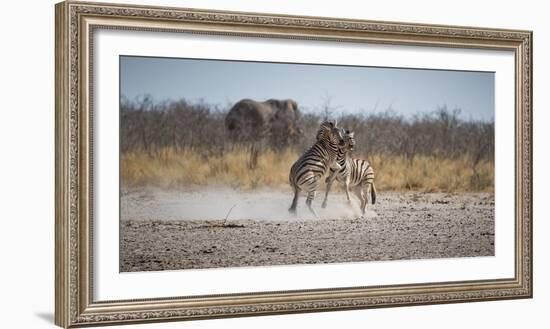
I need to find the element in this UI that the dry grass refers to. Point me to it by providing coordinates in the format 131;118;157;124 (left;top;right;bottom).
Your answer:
121;147;296;190
368;154;494;192
121;147;493;192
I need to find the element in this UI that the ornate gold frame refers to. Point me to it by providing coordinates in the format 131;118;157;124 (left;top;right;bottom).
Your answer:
55;1;532;327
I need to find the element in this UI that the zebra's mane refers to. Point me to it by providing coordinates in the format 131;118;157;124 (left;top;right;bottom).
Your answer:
315;120;337;144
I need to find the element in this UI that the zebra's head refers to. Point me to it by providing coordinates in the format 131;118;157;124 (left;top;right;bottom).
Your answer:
343;129;356;151
317;120;345;146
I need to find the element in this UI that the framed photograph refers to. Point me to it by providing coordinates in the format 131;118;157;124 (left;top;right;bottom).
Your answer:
55;1;532;327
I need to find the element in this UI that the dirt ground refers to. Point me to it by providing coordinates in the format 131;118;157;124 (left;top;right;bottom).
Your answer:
120;189;494;271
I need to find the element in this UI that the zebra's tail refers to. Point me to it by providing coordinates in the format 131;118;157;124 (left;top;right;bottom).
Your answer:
370;182;377;204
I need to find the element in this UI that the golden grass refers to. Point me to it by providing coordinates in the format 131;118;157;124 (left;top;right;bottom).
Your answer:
121;147;494;192
368;154;494;193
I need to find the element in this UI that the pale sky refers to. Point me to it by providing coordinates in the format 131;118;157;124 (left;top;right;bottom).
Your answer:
120;55;494;121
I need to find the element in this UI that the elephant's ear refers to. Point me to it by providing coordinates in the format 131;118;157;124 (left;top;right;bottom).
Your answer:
290;100;298;111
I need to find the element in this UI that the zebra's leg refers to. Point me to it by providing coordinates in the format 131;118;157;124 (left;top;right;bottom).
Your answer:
306;191;319;219
355;186;366;215
352;188;363;213
322;171;337;208
344;178;352;205
288;186;299;215
361;184;370;215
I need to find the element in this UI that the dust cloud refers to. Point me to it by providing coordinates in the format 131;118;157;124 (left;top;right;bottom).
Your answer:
121;188;377;221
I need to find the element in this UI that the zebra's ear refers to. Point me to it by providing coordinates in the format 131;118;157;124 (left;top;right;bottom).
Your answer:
348;131;354;138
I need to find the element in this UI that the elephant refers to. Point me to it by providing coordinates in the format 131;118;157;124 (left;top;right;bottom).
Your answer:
225;99;302;148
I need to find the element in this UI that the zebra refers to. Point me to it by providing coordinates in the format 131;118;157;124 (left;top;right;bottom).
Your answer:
288;120;345;218
321;129;377;215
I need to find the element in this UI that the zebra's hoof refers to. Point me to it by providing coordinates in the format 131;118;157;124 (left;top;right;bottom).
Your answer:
321;202;327;208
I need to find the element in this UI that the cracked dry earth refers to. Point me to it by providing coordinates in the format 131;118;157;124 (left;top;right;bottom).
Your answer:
120;191;494;271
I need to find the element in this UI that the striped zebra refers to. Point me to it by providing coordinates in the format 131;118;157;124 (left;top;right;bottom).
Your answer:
321;130;377;215
288;120;345;217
